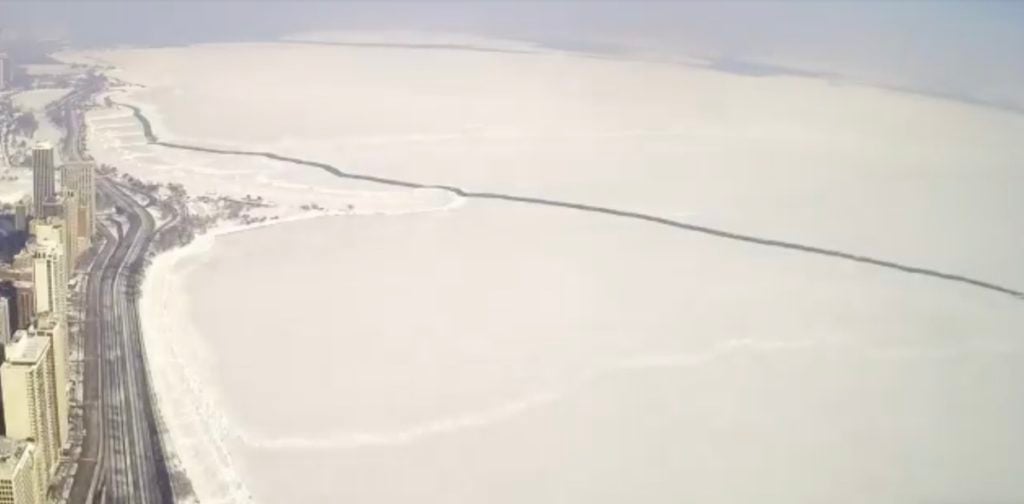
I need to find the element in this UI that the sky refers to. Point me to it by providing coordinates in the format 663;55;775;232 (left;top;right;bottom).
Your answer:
1;1;1023;111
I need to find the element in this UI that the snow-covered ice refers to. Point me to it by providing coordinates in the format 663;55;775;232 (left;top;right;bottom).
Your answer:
71;37;1024;284
71;32;1024;504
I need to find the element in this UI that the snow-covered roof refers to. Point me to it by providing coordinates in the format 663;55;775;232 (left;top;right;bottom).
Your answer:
0;437;31;478
3;332;49;364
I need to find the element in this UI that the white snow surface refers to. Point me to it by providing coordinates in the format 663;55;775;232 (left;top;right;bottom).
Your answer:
22;63;84;76
74;32;1024;504
0;87;69;199
9;87;72;164
84;105;461;221
0;173;31;204
9;87;71;111
283;29;543;52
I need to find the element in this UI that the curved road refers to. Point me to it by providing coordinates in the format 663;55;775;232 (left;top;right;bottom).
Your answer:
94;177;172;504
63;83;173;503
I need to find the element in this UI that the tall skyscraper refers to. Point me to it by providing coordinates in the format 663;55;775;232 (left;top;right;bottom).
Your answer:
0;283;16;342
1;332;59;492
33;221;62;253
0;52;7;91
12;284;34;332
60;192;79;273
31;144;55;219
39;199;62;221
0;298;10;347
29;314;68;448
60;162;95;250
32;242;66;317
13;199;27;234
0;437;40;504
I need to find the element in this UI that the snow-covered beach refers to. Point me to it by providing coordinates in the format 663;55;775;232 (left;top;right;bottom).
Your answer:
69;32;1024;503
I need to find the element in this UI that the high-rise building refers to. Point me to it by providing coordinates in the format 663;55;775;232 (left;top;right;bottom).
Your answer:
12;285;34;332
32;221;62;251
0;53;7;92
28;314;67;448
30;145;55;219
39;199;61;221
60;193;79;273
60;162;95;251
1;332;59;492
31;242;65;318
0;437;40;504
12;199;27;234
0;298;10;347
9;252;32;280
0;283;16;341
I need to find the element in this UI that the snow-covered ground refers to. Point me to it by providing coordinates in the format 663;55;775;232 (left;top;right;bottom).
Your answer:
0;87;70;201
10;88;71;148
85;106;460;221
21;63;84;77
72;32;1024;504
0;175;31;204
8;87;71;112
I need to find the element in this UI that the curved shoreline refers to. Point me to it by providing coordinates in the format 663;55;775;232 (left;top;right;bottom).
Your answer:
139;205;477;504
140;232;255;504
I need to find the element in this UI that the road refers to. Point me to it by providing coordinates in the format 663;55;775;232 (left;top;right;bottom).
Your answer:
60;80;173;504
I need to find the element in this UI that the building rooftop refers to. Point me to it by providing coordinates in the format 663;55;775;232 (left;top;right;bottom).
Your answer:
0;437;31;478
33;141;52;150
3;331;49;365
0;264;31;283
33;242;63;257
32;312;61;331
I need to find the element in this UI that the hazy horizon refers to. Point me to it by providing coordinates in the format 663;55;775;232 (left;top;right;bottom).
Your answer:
2;1;1024;113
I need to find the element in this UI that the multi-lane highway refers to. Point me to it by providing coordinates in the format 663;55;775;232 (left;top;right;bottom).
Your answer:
60;82;173;504
94;177;172;504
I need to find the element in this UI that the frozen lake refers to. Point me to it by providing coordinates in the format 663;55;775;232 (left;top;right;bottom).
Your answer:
145;201;1024;504
71;32;1024;503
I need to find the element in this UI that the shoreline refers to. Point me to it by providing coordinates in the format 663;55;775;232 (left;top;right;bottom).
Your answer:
140;229;251;503
139;208;452;504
